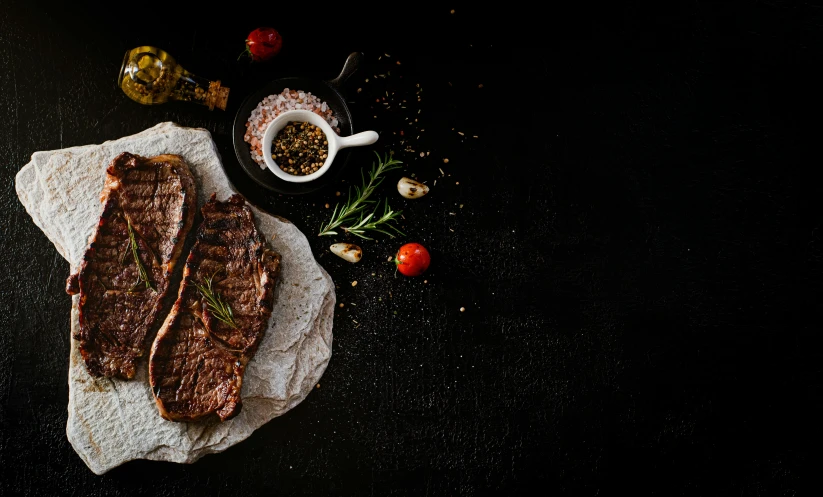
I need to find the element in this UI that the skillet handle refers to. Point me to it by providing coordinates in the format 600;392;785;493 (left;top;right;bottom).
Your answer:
327;52;363;89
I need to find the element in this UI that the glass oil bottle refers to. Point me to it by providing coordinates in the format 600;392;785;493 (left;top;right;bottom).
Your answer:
117;46;229;110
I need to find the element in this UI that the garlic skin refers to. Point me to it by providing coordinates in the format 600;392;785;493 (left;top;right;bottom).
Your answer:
330;243;362;263
397;177;430;199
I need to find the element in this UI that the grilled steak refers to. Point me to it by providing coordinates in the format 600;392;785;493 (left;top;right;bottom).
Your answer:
65;152;197;379
149;194;281;422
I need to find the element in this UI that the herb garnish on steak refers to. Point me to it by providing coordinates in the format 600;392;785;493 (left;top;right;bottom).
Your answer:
65;152;197;379
149;194;281;422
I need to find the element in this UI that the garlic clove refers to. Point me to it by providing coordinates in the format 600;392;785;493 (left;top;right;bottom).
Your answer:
397;177;430;199
330;243;362;263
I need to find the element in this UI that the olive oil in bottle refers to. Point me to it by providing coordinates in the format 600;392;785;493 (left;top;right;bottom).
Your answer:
117;46;229;110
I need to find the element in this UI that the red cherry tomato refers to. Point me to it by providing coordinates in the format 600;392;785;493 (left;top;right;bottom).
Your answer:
240;27;283;62
394;243;431;277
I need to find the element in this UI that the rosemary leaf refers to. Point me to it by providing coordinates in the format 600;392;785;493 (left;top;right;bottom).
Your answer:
342;199;404;240
195;271;238;329
126;219;154;292
318;151;403;237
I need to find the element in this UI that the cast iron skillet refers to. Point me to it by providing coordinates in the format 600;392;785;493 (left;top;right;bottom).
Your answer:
232;52;362;195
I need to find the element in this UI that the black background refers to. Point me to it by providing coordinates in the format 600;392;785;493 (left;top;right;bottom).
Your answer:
1;2;819;495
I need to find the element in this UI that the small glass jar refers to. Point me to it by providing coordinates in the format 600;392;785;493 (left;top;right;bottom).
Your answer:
117;46;229;110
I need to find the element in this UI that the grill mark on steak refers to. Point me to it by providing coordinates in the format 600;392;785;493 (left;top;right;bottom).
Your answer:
65;152;196;379
149;194;281;422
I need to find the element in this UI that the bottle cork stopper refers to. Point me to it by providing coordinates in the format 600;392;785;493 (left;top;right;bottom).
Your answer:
207;81;230;111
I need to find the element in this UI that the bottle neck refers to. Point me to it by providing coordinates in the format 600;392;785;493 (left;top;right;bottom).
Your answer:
167;70;229;110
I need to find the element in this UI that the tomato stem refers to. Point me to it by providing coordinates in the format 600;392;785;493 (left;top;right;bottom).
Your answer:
237;45;251;62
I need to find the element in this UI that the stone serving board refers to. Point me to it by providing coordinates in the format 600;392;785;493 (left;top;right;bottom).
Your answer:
15;122;335;475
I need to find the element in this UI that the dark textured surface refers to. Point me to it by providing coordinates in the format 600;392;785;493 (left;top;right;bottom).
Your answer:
1;3;819;495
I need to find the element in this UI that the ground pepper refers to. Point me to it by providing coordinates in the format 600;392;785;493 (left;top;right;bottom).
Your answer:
271;122;329;175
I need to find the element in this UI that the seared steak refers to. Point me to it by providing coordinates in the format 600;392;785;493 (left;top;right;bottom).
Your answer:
149;194;281;422
65;152;196;379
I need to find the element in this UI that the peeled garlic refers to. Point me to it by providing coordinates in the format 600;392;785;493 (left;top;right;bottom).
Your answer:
330;243;362;263
397;177;430;199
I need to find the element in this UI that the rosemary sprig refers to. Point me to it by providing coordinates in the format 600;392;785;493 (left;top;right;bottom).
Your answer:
318;151;403;237
194;271;238;329
126;219;154;292
342;199;405;240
